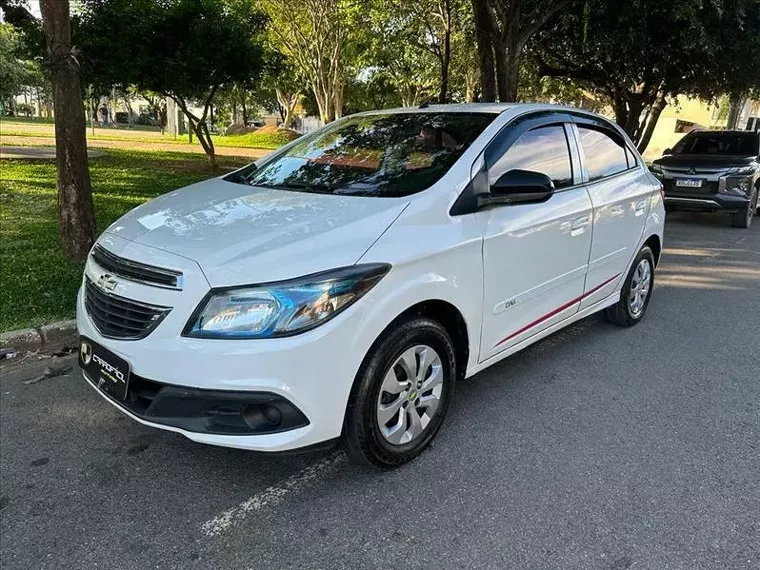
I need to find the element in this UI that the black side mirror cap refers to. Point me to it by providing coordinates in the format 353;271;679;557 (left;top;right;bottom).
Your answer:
481;169;555;207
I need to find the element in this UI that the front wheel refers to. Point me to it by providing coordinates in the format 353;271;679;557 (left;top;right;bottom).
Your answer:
604;246;655;327
731;188;757;228
342;317;456;468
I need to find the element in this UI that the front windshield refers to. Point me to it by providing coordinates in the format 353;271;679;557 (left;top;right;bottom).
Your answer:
672;131;759;156
231;112;496;197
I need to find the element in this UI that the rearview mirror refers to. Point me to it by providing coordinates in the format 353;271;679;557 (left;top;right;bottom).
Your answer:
481;169;555;208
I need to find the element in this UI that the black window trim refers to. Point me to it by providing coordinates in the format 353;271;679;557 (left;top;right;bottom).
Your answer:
450;110;584;215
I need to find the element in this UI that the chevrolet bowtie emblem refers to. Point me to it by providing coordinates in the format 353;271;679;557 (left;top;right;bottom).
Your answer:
96;273;118;293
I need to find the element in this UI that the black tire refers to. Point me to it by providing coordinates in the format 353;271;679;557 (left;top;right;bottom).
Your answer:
342;316;456;469
604;246;655;327
732;188;757;229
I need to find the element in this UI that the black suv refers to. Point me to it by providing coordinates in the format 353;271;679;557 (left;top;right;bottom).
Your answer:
651;130;760;228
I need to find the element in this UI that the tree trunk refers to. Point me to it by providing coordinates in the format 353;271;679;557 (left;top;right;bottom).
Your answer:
636;94;667;153
438;40;450;104
502;52;520;102
40;0;96;263
471;0;496;102
241;97;248;125
726;94;745;130
438;2;452;104
493;41;509;102
333;81;343;120
172;95;217;169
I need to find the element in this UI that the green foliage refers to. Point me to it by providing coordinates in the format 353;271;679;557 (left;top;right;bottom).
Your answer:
0;23;30;108
342;75;402;114
0;0;45;60
0;149;249;331
75;0;268;99
75;0;269;163
536;0;760;148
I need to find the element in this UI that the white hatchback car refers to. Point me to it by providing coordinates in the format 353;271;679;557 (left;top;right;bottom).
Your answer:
77;104;664;467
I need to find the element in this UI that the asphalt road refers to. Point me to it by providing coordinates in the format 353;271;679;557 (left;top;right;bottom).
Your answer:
2;212;759;570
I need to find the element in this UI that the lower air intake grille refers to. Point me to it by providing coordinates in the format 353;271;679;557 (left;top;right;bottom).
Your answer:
84;278;171;340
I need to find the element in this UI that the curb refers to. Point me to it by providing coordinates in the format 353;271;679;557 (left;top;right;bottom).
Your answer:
0;320;78;354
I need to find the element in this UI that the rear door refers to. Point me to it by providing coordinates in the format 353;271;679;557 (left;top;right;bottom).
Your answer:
570;117;653;309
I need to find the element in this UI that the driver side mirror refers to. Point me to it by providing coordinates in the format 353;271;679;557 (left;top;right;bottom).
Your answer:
480;169;555;208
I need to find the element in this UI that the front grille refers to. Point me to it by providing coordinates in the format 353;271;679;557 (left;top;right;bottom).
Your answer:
91;245;183;289
84;278;171;339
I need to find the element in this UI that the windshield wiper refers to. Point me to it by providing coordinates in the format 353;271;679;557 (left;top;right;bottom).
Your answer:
274;181;332;194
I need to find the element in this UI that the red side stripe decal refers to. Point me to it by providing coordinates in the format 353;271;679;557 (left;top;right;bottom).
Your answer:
493;273;621;348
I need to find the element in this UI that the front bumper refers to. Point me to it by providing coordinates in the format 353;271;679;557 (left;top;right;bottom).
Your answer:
663;191;750;212
76;268;375;452
81;368;309;435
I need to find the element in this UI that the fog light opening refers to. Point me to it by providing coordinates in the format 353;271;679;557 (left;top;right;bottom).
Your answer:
242;403;283;431
262;405;282;427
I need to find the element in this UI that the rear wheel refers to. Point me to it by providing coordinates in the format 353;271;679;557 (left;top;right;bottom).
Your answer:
604;246;655;327
342;317;456;468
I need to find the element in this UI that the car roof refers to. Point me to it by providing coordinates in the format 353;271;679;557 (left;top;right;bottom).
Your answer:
353;102;603;117
687;129;758;135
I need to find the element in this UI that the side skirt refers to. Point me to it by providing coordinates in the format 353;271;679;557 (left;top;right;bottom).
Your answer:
465;290;620;378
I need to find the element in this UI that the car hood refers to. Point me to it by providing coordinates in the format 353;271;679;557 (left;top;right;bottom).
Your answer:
104;178;408;286
653;154;757;170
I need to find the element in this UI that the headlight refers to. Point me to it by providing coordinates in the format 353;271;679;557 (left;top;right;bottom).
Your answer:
183;264;391;339
720;175;753;197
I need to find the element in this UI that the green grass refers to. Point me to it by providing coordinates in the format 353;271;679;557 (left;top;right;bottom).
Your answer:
215;128;301;150
1;127;190;145
0;115;56;124
0;149;250;332
1;122;299;149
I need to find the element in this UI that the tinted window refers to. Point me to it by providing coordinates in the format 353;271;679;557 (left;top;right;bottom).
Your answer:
490;125;573;189
578;126;628;181
672;131;759;156
230;112;496;197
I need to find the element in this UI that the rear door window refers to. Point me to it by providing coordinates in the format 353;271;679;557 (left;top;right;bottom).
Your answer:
578;126;628;181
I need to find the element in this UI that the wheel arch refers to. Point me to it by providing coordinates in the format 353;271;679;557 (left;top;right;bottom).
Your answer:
363;299;470;383
643;234;662;267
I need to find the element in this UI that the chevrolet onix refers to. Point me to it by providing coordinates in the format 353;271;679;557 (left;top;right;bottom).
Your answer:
77;104;665;468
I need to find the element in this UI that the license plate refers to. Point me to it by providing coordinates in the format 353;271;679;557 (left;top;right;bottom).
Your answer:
675;179;703;188
79;336;131;401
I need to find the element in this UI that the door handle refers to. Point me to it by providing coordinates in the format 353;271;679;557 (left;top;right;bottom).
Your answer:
570;215;591;236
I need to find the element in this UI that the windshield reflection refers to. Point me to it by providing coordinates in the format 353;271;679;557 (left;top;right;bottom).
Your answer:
237;112;495;198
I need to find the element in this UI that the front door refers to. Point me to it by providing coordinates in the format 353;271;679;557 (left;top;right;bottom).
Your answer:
478;120;593;362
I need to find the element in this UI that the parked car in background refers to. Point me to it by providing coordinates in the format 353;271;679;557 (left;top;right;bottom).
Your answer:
77;104;664;468
651;130;760;228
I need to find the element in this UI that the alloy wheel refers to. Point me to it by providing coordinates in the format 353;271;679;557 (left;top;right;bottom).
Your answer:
629;259;652;317
376;345;443;445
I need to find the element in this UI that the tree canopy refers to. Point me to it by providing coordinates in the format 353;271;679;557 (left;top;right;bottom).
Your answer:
536;0;760;150
74;0;268;165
